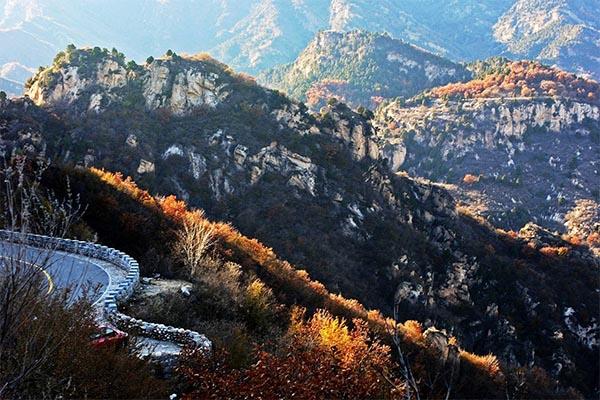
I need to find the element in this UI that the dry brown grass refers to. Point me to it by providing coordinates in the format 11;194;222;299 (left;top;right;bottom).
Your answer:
460;351;501;376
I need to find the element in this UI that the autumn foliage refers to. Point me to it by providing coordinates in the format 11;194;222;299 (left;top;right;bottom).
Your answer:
178;308;401;399
428;61;600;105
463;174;480;185
459;351;501;377
87;169;390;329
539;246;570;258
587;232;600;247
52;167;568;397
306;79;354;109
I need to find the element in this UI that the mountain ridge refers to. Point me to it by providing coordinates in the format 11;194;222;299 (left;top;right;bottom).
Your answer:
0;0;597;81
260;30;471;109
2;46;597;395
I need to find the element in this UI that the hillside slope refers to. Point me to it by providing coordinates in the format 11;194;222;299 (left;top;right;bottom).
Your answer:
1;47;598;395
260;30;470;109
327;0;513;60
494;0;600;78
374;60;600;232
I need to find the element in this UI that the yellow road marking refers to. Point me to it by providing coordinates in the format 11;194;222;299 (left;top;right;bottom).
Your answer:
0;255;55;294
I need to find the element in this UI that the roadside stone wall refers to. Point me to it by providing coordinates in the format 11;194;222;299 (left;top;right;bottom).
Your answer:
0;229;211;350
109;312;211;348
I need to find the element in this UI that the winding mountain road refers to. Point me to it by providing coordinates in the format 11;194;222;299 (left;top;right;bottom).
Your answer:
0;241;110;303
0;232;211;353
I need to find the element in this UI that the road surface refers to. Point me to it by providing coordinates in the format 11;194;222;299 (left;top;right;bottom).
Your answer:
0;241;110;304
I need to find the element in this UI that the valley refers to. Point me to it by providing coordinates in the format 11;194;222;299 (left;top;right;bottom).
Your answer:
0;45;597;396
0;2;598;398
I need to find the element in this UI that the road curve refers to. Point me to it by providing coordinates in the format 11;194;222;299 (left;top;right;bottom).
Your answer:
0;232;212;351
0;241;110;304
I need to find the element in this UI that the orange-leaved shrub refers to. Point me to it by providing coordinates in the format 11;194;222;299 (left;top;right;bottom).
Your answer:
460;351;501;377
463;174;480;185
69;167;513;396
428;61;600;104
539;246;570;257
178;307;402;399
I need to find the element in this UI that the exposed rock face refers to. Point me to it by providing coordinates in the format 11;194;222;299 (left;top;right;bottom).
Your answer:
381;140;406;172
249;143;319;196
96;59;129;89
319;103;380;162
374;97;600;231
126;134;138;148
162;144;207;181
27;58;131;110
25;50;231;116
423;327;460;368
565;199;600;251
377;99;599;166
142;63;172;108
233;145;248;166
563;307;599;349
438;257;478;306
143;64;228;115
157;133;320;200
88;93;103;113
27;66;84;106
188;151;207;180
163;145;185;158
137;159;155;174
518;222;566;248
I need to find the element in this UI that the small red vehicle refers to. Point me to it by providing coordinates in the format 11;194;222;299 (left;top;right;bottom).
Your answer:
90;326;129;349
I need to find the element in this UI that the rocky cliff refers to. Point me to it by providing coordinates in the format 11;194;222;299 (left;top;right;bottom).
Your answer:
26;49;234;116
374;83;600;233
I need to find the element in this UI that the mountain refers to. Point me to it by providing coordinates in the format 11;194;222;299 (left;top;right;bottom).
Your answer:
0;62;33;97
209;0;331;73
494;0;600;78
1;47;597;395
0;0;598;84
328;0;513;60
0;62;35;82
260;30;471;109
0;77;21;97
373;60;600;232
0;0;325;75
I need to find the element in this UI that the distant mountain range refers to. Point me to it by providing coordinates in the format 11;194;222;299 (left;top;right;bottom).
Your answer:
0;0;598;95
0;62;33;96
494;0;600;78
260;30;471;109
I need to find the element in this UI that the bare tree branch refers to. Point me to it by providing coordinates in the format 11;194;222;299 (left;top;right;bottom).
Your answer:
172;210;216;278
0;158;88;396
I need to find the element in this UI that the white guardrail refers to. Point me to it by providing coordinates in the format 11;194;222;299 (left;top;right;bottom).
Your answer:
0;229;211;350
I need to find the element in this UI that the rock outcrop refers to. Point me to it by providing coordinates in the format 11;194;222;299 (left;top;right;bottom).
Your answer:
374;97;600;230
142;63;228;115
25;49;231;116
